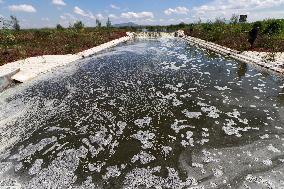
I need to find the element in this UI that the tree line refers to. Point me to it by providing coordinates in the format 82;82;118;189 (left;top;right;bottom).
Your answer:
0;15;112;30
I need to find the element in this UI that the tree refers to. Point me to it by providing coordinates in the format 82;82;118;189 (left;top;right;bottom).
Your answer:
253;21;262;32
215;17;226;25
239;15;247;23
230;14;239;24
0;16;4;29
10;15;20;31
264;21;282;35
197;18;202;24
178;22;186;29
106;17;112;28
73;21;84;30
56;24;64;30
96;19;101;28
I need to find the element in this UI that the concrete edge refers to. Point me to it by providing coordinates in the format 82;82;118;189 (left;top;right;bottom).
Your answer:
183;35;284;74
0;68;20;79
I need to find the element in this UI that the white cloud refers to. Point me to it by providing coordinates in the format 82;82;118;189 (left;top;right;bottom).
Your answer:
96;13;104;20
74;6;87;17
193;0;284;14
8;4;37;13
0;0;4;4
110;4;120;10
52;0;66;6
59;13;77;27
60;13;76;20
41;17;50;21
145;18;155;22
191;0;284;21
73;6;95;19
121;11;154;19
108;14;118;19
164;7;189;15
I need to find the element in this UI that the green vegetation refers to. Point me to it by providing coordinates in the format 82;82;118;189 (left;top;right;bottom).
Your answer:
0;17;127;66
128;17;284;52
56;24;64;30
106;17;112;28
73;21;84;30
10;16;20;31
183;18;284;52
96;19;102;28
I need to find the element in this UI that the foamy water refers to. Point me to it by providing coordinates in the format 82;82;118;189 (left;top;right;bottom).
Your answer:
0;38;284;188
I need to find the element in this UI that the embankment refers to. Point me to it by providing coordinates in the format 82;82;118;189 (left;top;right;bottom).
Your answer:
0;32;134;84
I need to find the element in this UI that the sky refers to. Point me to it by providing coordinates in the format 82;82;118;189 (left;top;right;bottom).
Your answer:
1;0;284;28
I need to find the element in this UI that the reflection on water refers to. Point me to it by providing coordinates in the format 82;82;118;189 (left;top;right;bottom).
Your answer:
0;38;284;188
237;62;247;79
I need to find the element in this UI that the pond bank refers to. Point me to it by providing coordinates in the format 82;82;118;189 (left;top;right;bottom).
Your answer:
0;31;283;87
0;32;134;83
184;34;284;74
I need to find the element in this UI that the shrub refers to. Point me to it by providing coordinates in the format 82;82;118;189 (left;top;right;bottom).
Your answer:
264;21;282;35
202;22;213;31
73;21;84;30
253;21;262;32
230;14;239;24
178;22;186;28
0;30;16;49
215;17;226;25
34;30;52;38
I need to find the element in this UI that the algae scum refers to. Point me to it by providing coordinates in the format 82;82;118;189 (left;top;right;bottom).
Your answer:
1;38;284;189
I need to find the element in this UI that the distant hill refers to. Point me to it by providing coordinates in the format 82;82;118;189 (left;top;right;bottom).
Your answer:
113;22;139;27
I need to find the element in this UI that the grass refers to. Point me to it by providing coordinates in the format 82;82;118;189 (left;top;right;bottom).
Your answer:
183;19;284;52
0;27;127;66
140;18;284;52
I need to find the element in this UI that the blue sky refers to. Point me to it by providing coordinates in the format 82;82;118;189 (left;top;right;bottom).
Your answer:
1;0;284;28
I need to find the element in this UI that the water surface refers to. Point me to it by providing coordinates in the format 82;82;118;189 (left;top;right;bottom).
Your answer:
0;38;284;188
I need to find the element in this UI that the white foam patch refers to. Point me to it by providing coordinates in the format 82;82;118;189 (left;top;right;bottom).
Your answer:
123;166;196;189
134;117;152;128
132;131;155;149
182;110;202;119
26;146;88;188
103;165;122;180
171;119;193;134
9;137;57;161
131;151;156;164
